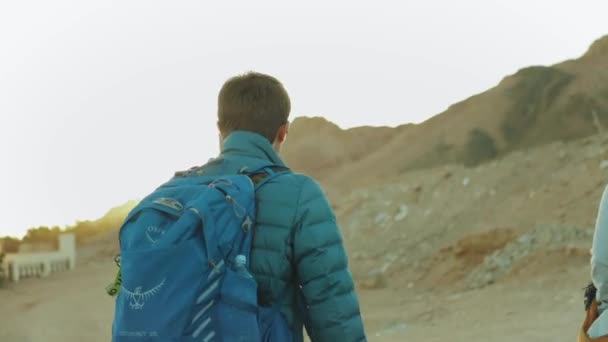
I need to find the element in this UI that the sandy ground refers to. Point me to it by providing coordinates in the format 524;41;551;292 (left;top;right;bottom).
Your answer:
0;251;590;342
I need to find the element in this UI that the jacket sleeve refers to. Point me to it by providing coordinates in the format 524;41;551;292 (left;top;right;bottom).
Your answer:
592;185;608;306
293;177;367;342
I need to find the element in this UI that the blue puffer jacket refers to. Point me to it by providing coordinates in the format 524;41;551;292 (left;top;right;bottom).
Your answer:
196;131;367;342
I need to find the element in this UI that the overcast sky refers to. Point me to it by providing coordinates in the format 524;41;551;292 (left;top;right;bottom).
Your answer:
1;0;607;237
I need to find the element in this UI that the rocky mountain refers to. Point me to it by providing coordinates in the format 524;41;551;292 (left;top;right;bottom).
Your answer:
282;35;608;191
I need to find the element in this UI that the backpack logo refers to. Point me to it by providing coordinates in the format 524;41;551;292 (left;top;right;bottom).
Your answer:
122;278;166;310
145;225;165;245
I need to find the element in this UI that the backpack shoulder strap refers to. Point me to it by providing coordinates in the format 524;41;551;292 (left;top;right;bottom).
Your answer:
242;165;291;190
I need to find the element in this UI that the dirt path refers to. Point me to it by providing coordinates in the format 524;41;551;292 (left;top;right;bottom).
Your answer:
0;262;115;342
0;256;590;342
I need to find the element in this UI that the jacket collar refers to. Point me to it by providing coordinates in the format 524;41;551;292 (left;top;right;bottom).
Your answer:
220;130;286;167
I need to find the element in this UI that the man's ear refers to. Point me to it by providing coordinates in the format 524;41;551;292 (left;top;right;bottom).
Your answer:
275;122;289;143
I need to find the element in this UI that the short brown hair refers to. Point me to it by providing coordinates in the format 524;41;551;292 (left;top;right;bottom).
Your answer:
217;72;291;142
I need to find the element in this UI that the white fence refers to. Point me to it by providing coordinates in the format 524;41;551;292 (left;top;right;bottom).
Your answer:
1;233;76;282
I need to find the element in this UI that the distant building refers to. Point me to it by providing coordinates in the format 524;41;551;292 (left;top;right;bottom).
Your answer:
1;233;76;282
18;242;55;253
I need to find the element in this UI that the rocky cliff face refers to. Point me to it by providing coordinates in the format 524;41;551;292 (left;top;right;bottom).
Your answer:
282;36;608;192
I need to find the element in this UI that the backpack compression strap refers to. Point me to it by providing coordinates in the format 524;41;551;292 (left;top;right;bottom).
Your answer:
241;165;291;255
244;166;314;338
245;165;290;188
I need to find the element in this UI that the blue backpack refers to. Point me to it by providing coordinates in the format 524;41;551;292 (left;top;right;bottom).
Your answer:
109;164;293;342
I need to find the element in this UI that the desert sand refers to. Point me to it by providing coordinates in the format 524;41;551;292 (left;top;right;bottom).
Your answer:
0;246;590;341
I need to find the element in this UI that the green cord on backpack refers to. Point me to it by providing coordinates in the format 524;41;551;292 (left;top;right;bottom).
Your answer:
106;254;122;297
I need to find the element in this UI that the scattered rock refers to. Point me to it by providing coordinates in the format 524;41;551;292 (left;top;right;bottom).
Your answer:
463;177;470;187
376;321;408;336
374;212;389;224
360;271;388;290
394;205;409;221
482;273;495;285
517;234;534;246
600;160;608;170
466;224;593;289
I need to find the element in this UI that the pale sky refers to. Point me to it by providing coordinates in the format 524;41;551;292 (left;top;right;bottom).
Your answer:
1;0;607;238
